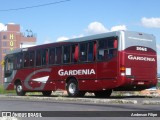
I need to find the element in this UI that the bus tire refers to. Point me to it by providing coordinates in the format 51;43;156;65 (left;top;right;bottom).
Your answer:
16;82;26;96
42;91;52;96
94;89;112;98
67;79;85;97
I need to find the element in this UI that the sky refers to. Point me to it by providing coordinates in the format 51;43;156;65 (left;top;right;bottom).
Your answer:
0;0;160;72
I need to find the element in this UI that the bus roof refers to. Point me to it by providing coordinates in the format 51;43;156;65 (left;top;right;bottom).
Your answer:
5;30;155;55
60;30;155;43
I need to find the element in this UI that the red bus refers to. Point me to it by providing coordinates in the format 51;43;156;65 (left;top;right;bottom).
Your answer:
3;31;157;97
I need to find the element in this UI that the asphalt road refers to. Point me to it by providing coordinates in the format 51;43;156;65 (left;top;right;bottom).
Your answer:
0;95;160;120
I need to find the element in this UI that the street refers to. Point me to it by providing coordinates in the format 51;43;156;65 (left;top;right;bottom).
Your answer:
0;95;160;120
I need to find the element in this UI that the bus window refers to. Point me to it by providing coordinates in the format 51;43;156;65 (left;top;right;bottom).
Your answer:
14;53;23;69
24;52;30;67
49;48;55;64
42;49;49;66
36;50;41;66
4;57;13;77
88;42;94;61
108;39;114;48
30;51;35;67
55;47;62;64
18;53;23;68
98;38;107;61
63;46;70;64
80;43;87;62
71;45;78;63
13;55;17;69
94;41;97;61
98;37;117;61
109;49;117;58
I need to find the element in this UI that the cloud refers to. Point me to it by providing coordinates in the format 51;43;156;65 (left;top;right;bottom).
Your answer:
85;21;109;34
56;36;69;42
111;25;127;31
141;17;160;28
56;22;127;41
44;40;52;44
72;34;84;39
0;23;7;31
56;34;84;42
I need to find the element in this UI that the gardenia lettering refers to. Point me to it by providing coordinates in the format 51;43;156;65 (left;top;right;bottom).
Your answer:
128;55;155;61
58;69;96;76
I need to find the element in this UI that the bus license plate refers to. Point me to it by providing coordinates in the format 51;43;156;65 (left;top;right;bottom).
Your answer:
138;82;144;85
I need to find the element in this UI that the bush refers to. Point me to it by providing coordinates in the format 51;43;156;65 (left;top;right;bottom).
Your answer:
0;84;16;94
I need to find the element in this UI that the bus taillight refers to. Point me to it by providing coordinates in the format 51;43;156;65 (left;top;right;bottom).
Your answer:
120;66;126;76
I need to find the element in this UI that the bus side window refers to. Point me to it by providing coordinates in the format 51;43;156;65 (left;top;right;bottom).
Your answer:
36;50;41;66
80;43;87;62
42;49;49;66
24;52;29;67
107;39;118;59
94;42;97;61
88;42;94;61
98;37;118;61
5;57;13;77
14;53;23;69
55;47;62;64
71;45;78;63
63;46;70;64
30;51;35;67
13;55;17;69
98;38;107;61
49;48;55;64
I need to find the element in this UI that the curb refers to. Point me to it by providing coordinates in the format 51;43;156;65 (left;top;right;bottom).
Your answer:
143;100;160;105
1;95;160;105
0;95;137;104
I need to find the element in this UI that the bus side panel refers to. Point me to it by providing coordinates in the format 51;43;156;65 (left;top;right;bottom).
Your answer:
11;67;56;91
95;56;118;90
59;63;97;91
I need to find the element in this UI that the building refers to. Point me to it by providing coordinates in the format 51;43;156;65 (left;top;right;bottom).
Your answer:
0;24;36;84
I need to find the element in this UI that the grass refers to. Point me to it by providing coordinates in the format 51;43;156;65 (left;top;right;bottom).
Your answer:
0;84;16;94
157;82;160;89
0;85;41;95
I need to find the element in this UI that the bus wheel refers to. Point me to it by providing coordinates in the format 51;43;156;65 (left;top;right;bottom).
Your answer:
94;89;112;98
42;91;52;96
67;79;78;97
16;82;26;96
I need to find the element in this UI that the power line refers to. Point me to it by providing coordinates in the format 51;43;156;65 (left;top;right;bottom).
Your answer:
0;0;71;12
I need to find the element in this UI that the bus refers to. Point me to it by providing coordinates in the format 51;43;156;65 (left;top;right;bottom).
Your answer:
3;31;157;97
